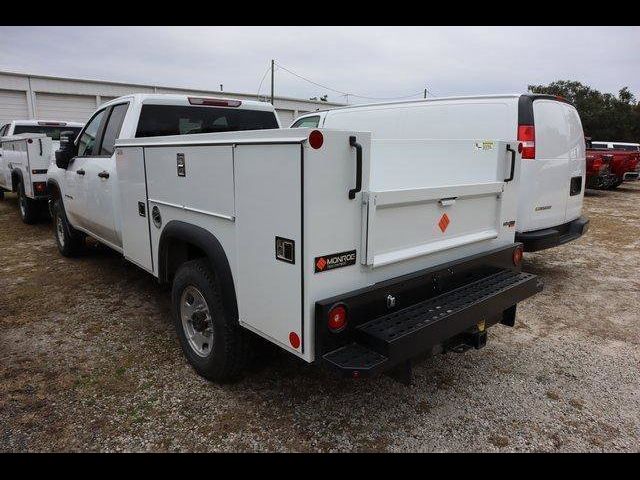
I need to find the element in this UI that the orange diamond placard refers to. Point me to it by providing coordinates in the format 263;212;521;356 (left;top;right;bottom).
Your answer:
438;213;450;233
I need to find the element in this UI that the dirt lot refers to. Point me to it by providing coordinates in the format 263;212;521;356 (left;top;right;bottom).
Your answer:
1;185;639;452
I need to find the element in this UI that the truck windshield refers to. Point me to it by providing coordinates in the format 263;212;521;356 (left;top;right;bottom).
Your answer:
13;125;82;140
135;105;279;138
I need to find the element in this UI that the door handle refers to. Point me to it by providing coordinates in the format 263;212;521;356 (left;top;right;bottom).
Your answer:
504;145;516;182
76;169;85;175
98;171;110;179
348;135;363;200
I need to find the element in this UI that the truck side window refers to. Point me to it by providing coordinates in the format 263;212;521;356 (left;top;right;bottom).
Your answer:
78;109;107;157
291;116;320;128
100;103;130;155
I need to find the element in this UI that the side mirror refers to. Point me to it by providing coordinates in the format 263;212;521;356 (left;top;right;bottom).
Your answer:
55;130;77;169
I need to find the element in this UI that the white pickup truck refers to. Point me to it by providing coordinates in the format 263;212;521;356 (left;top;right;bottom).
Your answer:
0;120;84;222
49;94;542;383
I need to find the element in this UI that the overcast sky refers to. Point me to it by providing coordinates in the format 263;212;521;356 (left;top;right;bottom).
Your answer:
1;26;639;104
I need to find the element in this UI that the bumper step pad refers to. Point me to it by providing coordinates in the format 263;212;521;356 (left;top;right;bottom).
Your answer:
322;269;541;377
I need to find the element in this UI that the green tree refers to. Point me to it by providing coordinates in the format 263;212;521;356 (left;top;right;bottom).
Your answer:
527;80;640;142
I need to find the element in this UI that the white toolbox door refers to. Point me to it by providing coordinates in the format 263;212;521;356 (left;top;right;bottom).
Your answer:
117;147;153;272
363;139;515;268
234;143;303;353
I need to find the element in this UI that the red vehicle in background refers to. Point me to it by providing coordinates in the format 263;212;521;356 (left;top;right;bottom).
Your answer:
586;140;640;189
585;148;615;189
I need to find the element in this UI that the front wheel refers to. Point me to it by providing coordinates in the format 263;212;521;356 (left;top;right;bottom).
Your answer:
17;181;39;224
171;259;248;382
52;200;84;257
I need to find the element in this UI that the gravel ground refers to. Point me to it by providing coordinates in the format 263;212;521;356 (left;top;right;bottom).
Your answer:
1;185;639;452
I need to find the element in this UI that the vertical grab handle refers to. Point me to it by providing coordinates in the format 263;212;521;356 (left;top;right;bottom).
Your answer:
348;135;362;199
505;144;516;182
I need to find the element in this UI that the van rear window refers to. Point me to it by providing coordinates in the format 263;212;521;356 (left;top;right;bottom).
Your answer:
13;125;82;140
135;105;279;138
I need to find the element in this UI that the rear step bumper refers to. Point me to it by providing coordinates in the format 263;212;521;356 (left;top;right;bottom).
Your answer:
516;216;589;252
317;246;543;378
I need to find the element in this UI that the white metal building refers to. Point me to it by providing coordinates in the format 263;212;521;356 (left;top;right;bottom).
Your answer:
0;70;344;127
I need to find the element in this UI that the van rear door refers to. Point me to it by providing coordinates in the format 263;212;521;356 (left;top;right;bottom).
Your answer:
519;99;585;231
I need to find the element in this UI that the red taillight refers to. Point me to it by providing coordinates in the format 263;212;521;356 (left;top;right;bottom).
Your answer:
188;97;241;107
309;130;324;149
513;245;523;266
327;304;347;332
518;125;535;160
33;182;46;194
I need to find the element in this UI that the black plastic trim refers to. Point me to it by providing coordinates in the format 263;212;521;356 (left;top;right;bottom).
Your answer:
158;220;238;319
516;216;589;252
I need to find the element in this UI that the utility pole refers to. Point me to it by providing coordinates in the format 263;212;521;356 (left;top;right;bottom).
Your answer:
270;59;275;105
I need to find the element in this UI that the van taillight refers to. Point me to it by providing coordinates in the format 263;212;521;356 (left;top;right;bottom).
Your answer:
518;125;535;160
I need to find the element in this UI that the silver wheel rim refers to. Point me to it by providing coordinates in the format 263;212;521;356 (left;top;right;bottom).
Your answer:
56;215;65;248
180;285;214;357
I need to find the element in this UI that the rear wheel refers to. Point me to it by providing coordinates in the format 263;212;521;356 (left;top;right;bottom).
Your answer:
172;258;248;382
17;181;38;224
53;199;84;257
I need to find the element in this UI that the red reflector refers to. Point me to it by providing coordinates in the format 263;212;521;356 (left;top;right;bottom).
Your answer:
309;130;324;149
289;332;300;349
518;125;535;160
513;245;523;266
328;304;347;332
188;97;241;107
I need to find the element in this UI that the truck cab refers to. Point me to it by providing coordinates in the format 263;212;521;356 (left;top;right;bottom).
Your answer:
47;94;280;252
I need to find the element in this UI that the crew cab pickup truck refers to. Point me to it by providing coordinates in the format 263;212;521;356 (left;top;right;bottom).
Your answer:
588;141;640;188
49;94;542;383
291;94;589;253
0;133;53;223
585;150;615;189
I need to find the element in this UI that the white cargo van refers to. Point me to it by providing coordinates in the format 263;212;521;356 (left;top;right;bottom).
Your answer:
292;94;589;252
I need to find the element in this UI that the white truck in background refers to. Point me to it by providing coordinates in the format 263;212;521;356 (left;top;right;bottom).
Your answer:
292;94;589;252
0;120;84;223
49;93;542;384
0;134;53;223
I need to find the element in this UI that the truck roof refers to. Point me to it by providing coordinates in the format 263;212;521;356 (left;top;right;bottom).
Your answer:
101;93;276;112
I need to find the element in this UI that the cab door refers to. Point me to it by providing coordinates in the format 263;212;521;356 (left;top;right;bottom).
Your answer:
82;102;130;249
65;108;108;227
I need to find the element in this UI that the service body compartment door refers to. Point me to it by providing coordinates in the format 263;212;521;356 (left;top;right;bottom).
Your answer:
363;139;518;268
116;147;153;272
234;143;303;353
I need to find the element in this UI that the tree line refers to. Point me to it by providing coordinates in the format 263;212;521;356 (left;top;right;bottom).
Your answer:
528;80;640;142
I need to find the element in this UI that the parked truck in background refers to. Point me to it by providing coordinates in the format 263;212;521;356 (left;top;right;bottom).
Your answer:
291;94;589;253
587;141;640;188
49;93;541;383
0;134;53;223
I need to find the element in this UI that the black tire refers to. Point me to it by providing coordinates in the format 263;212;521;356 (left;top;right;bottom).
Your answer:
172;258;248;382
17;181;39;224
52;199;84;257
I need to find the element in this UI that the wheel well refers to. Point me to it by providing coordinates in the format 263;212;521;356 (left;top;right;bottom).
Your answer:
11;170;21;191
163;238;207;282
47;181;61;201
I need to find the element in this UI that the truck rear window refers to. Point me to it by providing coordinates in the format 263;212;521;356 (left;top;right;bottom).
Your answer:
13;125;82;140
135;105;279;138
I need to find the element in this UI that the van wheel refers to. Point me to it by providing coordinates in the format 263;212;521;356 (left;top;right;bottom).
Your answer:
172;258;248;382
53;199;84;256
17;181;38;224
